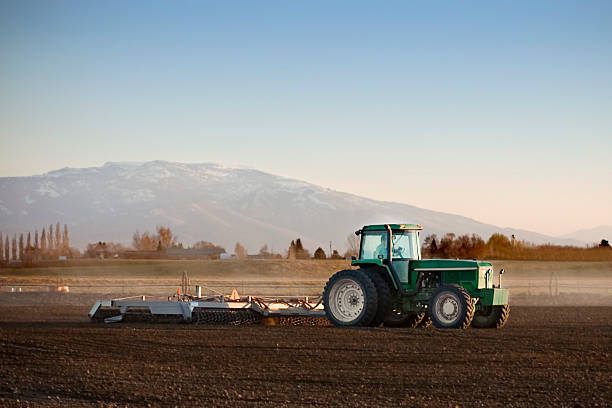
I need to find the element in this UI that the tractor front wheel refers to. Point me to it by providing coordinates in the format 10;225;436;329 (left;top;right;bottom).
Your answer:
323;269;378;327
471;304;510;328
428;284;474;329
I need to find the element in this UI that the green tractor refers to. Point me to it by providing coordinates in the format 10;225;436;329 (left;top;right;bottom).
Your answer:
323;224;509;329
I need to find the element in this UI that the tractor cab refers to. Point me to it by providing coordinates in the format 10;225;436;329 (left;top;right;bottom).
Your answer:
354;224;422;286
356;224;422;261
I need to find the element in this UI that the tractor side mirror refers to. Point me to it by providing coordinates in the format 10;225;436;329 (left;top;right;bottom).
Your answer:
351;256;356;261
377;254;384;259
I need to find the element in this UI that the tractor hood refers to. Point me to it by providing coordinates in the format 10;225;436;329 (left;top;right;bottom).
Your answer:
410;259;492;270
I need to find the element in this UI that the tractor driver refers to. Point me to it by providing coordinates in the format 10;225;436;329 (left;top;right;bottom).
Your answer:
374;234;388;259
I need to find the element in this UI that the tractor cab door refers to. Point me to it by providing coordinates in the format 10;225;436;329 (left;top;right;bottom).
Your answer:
390;231;421;286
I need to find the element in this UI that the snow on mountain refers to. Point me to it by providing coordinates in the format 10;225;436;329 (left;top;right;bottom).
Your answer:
0;161;584;252
558;226;612;246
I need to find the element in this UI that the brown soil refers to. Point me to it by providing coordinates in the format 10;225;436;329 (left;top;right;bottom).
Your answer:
0;304;610;407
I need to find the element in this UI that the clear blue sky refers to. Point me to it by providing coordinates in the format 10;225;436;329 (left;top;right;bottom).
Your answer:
1;1;611;236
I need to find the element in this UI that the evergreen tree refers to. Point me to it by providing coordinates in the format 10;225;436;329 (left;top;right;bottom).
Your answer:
422;234;438;258
287;240;296;259
295;238;304;252
294;238;310;259
41;228;47;252
314;247;326;259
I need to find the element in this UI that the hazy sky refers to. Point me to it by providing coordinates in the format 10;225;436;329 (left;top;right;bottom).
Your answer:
1;1;611;237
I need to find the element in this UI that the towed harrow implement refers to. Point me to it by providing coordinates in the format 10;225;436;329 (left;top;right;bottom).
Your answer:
89;293;329;326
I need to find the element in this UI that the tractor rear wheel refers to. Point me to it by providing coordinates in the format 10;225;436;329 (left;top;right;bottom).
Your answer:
323;269;378;327
471;304;510;328
428;284;474;329
383;310;424;328
364;269;392;327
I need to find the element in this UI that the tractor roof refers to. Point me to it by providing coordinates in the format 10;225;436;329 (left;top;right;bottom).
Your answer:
361;224;423;231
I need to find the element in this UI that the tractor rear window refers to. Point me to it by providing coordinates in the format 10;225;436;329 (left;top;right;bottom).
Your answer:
360;232;387;259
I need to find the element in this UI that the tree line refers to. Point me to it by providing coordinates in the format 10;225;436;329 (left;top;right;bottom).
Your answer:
85;226;227;258
230;238;343;260
422;232;612;261
0;223;72;264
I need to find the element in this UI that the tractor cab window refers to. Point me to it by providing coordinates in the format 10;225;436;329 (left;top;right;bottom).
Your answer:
360;232;388;260
391;231;420;260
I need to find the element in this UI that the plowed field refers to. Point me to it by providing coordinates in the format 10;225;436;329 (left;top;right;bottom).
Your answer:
0;304;610;407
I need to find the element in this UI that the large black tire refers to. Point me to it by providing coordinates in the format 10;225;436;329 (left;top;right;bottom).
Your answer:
323;269;378;327
384;310;424;328
471;304;510;328
428;284;475;329
364;269;392;327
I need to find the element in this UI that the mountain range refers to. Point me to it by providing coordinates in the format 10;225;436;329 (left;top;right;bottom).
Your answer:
0;161;603;253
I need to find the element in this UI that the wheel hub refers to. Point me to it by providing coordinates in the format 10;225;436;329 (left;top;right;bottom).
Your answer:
328;278;365;323
435;293;460;324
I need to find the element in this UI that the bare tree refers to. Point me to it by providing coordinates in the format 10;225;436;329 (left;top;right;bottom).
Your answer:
132;230;157;250
234;242;248;259
345;232;360;257
156;226;177;249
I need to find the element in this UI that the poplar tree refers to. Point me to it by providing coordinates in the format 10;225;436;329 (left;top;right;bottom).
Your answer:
35;230;39;249
0;232;3;261
48;224;54;250
41;228;47;252
63;224;69;251
4;236;9;261
12;235;17;260
55;222;61;252
19;234;24;260
27;232;31;249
